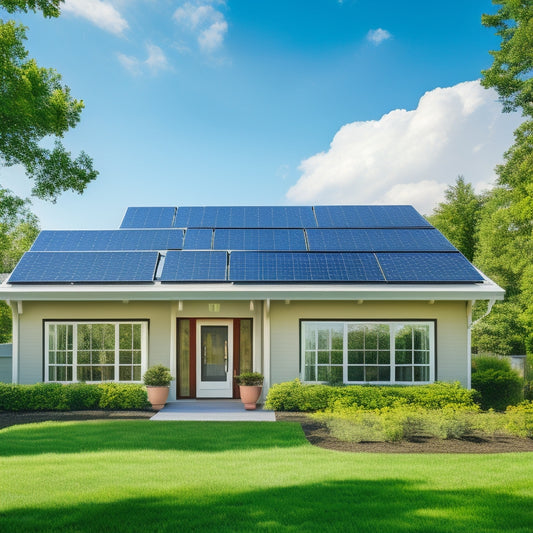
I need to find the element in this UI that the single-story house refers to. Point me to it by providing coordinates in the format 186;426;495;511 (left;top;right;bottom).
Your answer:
0;205;504;399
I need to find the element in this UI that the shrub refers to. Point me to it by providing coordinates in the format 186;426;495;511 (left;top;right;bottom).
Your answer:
472;355;512;373
0;383;149;411
265;380;477;412
234;372;264;386
506;402;533;438
143;365;173;387
471;368;523;411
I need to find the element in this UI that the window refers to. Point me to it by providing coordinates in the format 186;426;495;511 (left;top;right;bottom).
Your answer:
302;321;434;384
45;321;148;383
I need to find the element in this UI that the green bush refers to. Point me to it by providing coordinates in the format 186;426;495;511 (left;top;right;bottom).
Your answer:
505;401;533;438
143;365;173;386
265;380;477;412
472;355;512;373
0;382;149;411
471;368;523;411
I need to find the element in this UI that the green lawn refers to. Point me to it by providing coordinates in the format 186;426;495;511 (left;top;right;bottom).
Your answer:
1;421;532;532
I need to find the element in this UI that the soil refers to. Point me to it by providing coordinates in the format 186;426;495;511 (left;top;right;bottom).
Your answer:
1;410;532;453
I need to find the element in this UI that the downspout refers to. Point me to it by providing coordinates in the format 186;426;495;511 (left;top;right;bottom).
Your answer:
467;298;496;389
262;298;271;400
9;300;19;384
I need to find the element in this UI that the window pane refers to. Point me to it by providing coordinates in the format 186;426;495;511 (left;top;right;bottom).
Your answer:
119;366;132;381
78;366;91;381
304;324;316;349
102;367;114;381
348;350;364;364
317;351;329;364
240;319;253;374
414;366;429;382
365;351;377;364
317;328;329;350
104;324;115;350
305;365;316;381
48;366;56;380
57;325;67;350
132;324;142;349
49;326;56;350
57;351;66;364
331;350;343;364
305;351;315;365
377;325;390;349
331;325;343;350
378;350;390;364
365;366;378;382
56;366;66;381
49;351;56;364
413;326;430;350
365;326;378;349
317;366;329;381
132;351;141;365
396;351;412;364
395;326;413;350
77;325;91;351
348;366;364;381
330;366;343;383
120;351;133;364
119;324;133;350
348;325;364;350
78;351;90;364
396;367;413;382
178;320;190;396
378;366;390;381
132;366;141;381
414;351;429;364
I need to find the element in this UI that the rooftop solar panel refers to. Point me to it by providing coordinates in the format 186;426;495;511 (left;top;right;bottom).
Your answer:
376;252;484;283
229;252;385;282
182;229;213;250
120;207;176;228
31;230;184;252
306;229;455;252
174;206;317;228
9;252;159;283
160;251;227;281
213;229;308;250
314;206;432;228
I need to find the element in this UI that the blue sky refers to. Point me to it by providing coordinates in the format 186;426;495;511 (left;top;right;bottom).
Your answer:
0;0;522;229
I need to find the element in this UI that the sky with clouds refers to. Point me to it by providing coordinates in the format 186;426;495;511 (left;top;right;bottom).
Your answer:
0;0;520;229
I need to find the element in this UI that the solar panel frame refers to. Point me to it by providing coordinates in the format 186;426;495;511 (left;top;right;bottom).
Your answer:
30;229;184;252
229;252;385;282
160;251;228;281
376;252;485;283
306;228;456;252
9;251;159;283
120;207;176;228
313;205;432;228
182;229;213;250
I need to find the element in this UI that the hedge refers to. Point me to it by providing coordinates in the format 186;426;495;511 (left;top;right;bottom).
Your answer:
0;383;150;411
264;380;479;412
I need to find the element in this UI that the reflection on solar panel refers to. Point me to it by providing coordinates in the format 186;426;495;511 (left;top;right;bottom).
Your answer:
314;206;431;228
161;251;227;281
182;229;213;250
214;229;307;250
229;252;384;282
174;206;317;228
120;207;176;228
306;229;455;252
31;230;184;251
9;252;159;283
376;252;484;282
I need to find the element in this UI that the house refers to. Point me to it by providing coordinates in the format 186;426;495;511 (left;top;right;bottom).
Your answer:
0;205;504;399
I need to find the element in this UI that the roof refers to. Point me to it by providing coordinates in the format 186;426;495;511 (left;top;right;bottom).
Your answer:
0;205;504;302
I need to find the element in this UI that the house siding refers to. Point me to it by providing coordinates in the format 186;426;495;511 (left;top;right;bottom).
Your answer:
269;300;469;387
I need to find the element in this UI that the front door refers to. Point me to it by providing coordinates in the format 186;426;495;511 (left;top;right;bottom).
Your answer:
196;320;233;398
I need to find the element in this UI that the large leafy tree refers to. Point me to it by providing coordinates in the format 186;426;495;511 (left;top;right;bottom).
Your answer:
479;0;533;354
0;0;97;202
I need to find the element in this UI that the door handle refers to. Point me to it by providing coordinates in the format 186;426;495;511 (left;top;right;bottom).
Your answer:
203;345;207;364
224;340;228;373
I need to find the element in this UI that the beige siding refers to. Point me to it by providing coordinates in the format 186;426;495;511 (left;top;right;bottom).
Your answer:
269;300;469;386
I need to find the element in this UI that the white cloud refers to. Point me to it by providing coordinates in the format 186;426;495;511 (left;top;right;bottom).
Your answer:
286;81;521;214
173;1;228;53
118;43;170;75
63;0;128;35
366;28;391;45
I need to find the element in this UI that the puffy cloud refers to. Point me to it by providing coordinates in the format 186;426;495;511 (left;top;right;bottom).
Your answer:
118;43;170;75
286;81;521;214
366;28;391;45
63;0;128;35
173;1;228;53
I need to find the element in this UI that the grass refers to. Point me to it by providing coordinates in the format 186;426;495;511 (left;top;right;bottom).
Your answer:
1;420;532;532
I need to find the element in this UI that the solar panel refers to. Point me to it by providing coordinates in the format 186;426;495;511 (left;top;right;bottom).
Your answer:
160;251;227;281
31;230;184;252
213;229;307;250
174;206;317;228
376;252;484;282
120;207;176;228
314;206;432;228
229;252;384;282
306;229;455;252
9;252;159;283
182;229;213;250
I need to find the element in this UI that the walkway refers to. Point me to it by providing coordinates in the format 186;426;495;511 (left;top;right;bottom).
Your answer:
150;399;276;422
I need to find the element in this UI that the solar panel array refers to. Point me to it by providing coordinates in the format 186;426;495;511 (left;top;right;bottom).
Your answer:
8;205;485;284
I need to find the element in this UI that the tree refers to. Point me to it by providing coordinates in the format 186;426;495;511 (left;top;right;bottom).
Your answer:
0;1;97;203
427;176;484;261
480;0;533;354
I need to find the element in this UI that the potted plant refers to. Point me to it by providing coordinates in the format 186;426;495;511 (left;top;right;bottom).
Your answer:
143;364;173;410
234;372;264;410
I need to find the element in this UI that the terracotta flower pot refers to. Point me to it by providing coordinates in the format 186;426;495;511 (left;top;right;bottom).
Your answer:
239;385;263;410
147;386;169;410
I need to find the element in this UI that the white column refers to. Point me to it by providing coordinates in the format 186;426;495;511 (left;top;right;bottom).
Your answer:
10;301;19;384
262;299;271;399
466;300;474;389
169;301;178;400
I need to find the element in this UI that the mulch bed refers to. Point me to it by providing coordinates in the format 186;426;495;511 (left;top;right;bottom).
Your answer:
275;412;533;454
1;410;532;453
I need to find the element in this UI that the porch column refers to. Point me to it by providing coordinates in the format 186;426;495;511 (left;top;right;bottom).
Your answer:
262;298;271;397
9;301;19;384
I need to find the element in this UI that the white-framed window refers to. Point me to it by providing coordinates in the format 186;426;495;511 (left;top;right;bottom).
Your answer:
301;320;435;385
45;321;148;383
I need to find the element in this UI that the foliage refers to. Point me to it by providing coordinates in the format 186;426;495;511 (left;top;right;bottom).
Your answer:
1;1;61;17
471;356;523;410
264;379;478;412
234;372;264;386
0;382;149;410
143;365;173;387
427;176;484;261
506;401;533;437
